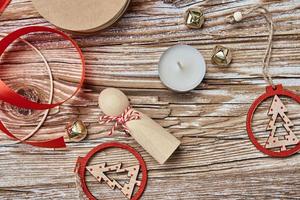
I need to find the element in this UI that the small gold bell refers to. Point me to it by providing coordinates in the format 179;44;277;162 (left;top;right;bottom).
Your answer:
66;120;88;142
211;45;232;66
184;7;205;29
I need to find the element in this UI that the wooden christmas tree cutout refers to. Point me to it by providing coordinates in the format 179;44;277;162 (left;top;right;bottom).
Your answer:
265;95;299;151
86;163;141;199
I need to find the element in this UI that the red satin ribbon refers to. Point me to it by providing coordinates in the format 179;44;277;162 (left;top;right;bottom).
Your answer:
0;26;85;148
0;0;10;13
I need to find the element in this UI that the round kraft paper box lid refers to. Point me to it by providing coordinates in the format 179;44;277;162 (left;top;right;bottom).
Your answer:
32;0;130;33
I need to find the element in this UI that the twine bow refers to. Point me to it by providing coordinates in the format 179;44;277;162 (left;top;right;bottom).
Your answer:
99;106;140;135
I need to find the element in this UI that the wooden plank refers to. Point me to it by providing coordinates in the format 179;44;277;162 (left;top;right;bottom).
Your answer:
0;0;299;199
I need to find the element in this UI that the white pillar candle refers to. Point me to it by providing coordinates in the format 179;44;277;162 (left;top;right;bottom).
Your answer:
158;44;206;92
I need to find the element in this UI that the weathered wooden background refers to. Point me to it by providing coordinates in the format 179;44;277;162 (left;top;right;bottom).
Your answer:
0;0;299;199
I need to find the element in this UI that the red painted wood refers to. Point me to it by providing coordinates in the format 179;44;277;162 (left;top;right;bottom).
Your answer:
76;142;148;200
246;84;300;157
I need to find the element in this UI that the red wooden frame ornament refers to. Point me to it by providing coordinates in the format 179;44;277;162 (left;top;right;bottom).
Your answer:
246;84;300;157
75;142;148;200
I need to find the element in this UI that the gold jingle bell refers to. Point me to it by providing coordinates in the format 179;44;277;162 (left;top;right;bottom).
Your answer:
184;7;205;29
211;45;232;66
66;120;88;142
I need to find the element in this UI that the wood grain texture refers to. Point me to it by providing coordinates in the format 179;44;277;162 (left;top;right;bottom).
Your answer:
0;0;300;199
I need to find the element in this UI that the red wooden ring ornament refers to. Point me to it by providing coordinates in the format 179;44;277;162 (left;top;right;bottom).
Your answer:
246;84;300;157
76;142;148;200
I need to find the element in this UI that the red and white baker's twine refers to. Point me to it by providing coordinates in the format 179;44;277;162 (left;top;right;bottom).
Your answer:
99;106;140;135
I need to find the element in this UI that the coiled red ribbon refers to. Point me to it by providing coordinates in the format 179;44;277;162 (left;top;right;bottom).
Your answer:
0;26;85;148
0;0;10;13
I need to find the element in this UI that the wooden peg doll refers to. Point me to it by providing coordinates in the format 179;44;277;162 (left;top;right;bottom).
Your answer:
99;88;181;164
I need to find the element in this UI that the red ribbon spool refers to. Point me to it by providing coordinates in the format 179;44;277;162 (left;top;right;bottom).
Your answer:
0;26;85;148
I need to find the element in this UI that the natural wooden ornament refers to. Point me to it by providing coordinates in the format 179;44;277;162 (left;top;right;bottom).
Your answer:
75;142;147;200
265;95;299;151
87;163;141;199
98;88;181;164
32;0;130;33
247;85;300;157
234;6;300;157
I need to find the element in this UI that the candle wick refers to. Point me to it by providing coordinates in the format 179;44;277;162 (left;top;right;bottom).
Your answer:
177;62;184;70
